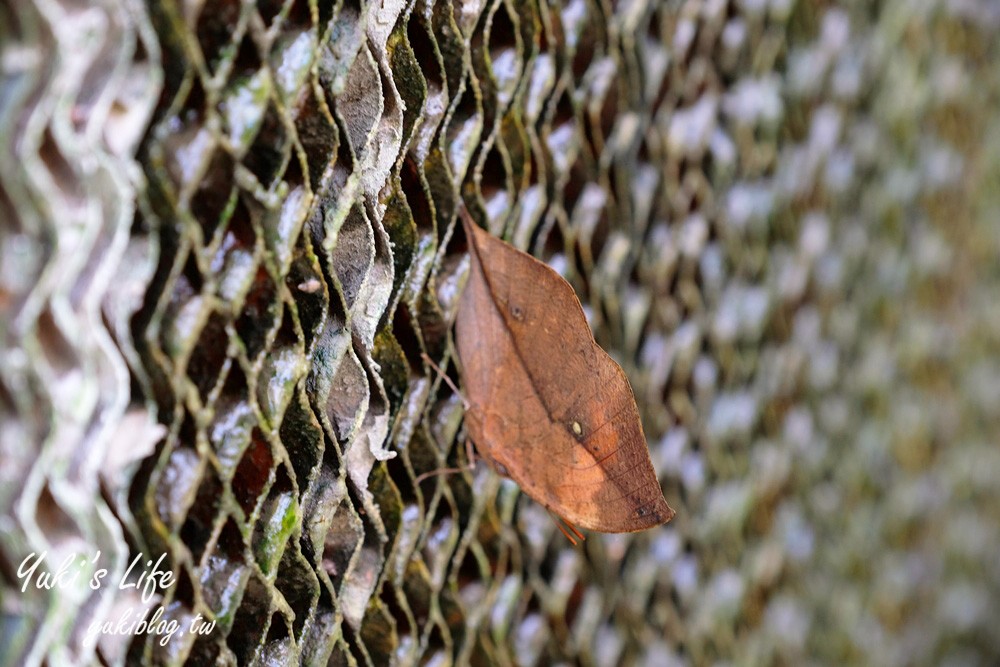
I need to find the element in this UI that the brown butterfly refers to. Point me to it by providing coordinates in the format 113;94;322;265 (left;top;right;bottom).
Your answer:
445;209;674;536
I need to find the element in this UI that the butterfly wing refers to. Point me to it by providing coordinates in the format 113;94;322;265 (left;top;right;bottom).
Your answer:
455;214;674;533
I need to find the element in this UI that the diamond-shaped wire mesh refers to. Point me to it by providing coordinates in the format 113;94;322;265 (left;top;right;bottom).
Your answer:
2;0;1000;665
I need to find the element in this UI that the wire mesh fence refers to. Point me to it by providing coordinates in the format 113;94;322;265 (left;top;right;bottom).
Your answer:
2;0;999;665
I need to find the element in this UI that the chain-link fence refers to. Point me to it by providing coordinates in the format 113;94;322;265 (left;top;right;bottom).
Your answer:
2;0;999;664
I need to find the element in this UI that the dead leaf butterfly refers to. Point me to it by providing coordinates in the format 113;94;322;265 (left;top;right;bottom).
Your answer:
443;208;674;536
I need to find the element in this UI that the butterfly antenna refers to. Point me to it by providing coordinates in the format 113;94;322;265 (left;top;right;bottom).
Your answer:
421;352;470;409
564;518;585;543
554;521;579;546
548;511;585;545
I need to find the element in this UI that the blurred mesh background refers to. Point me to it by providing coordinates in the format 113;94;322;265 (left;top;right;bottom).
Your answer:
2;0;999;665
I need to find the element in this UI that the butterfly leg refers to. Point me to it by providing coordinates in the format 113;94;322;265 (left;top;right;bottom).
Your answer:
464;436;477;466
421;352;471;410
413;437;478;486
